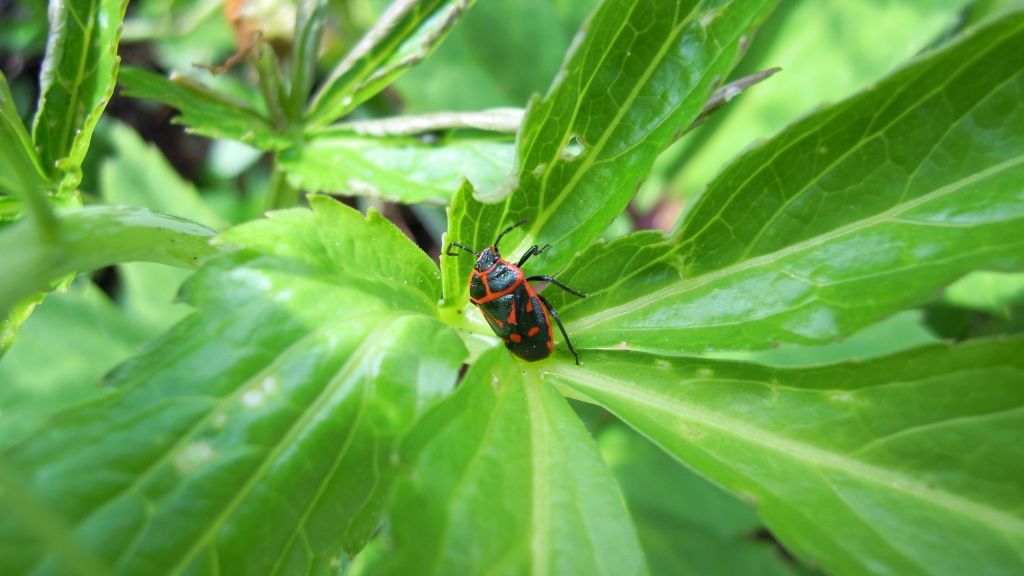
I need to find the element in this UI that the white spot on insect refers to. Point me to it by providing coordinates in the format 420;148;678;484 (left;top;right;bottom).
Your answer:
175;442;213;474
697;368;714;379
531;162;546;177
614;341;629;350
723;85;741;102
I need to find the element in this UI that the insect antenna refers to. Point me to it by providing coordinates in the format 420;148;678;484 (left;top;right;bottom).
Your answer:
446;242;480;257
495;219;529;249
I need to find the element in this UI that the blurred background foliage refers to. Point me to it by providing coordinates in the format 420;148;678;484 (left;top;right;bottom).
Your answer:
2;1;1023;573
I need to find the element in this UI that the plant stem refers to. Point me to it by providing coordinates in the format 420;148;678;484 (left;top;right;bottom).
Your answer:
289;0;328;121
252;43;290;131
263;159;299;210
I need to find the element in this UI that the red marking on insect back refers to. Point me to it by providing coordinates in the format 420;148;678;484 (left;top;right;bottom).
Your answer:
507;306;516;325
471;265;526;305
510;333;522;344
525;298;533;313
527;326;540;337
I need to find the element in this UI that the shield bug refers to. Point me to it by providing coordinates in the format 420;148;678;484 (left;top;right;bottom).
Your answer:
446;220;586;364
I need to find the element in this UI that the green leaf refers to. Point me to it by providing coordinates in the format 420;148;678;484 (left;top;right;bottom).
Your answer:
547;336;1024;575
32;0;129;194
100;120;224;331
599;424;807;576
442;0;778;307
715;310;940;367
944;271;1024;316
220;195;441;304
373;349;647;575
118;67;291;150
0;71;50;201
288;0;329;118
279;132;514;204
393;0;597;112
0;199;465;573
664;0;973;198
0;456;109;576
101;121;225;229
0;281;151;451
0;196;22;222
307;0;476;128
331;108;524;135
0;205;218;320
552;12;1024;354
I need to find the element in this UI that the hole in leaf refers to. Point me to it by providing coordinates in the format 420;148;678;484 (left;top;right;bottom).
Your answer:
560;134;584;160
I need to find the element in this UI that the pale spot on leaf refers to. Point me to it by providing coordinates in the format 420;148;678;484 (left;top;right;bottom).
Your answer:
175;442;213;474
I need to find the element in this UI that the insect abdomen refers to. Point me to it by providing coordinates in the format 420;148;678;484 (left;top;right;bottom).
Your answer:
502;283;552;362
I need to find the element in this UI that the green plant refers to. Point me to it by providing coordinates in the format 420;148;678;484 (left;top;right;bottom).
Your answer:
1;0;1022;574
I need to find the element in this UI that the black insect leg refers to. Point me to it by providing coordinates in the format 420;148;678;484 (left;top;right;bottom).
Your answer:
526;275;587;298
537;293;581;365
445;242;480;257
516;244;551;268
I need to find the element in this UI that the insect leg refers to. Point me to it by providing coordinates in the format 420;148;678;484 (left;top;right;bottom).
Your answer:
537;293;580;365
526;276;587;298
445;242;480;257
516;244;551;268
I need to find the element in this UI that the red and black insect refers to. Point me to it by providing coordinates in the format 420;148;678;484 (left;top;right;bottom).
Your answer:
446;220;586;364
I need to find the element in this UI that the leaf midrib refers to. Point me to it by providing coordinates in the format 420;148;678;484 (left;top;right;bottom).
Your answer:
733;22;1022;264
267;339;377;575
524;375;552;576
56;0;100;168
167;314;410;574
677;15;1024;256
555;368;1024;538
568;152;1024;331
509;0;702;260
425;371;514;576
